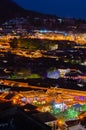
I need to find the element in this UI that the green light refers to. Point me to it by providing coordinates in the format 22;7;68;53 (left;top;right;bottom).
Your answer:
81;104;86;111
50;108;60;115
64;107;79;119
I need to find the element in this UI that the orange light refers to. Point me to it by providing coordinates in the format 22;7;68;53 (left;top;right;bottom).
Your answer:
13;99;16;104
57;119;63;126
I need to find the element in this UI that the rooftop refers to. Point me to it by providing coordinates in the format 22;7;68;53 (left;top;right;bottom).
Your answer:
32;112;57;123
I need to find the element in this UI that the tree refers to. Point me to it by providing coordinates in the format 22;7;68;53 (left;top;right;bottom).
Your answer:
81;104;86;111
9;38;19;48
27;73;40;79
64;107;79;120
50;108;60;115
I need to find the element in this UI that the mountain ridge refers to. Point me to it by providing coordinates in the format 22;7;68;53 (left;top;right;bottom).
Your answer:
0;0;57;24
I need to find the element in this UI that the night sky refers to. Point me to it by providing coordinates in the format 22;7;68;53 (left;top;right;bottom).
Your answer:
14;0;86;19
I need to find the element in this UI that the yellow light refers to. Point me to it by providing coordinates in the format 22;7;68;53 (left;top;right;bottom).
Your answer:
57;119;63;126
13;99;16;104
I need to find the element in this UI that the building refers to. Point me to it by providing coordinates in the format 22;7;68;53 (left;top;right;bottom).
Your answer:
32;112;58;130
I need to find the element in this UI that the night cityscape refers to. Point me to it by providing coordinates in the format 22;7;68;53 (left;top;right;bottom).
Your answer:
0;0;86;130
